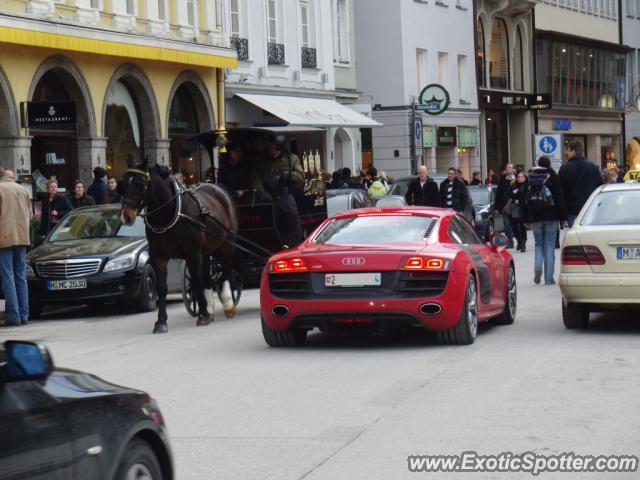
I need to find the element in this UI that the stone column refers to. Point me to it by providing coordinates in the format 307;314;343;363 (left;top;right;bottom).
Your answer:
0;136;32;175
77;137;107;185
144;138;171;167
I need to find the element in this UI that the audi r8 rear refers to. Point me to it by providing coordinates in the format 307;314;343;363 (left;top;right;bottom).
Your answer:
260;207;516;346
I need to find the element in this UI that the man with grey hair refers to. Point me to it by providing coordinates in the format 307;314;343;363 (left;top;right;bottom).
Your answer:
405;165;440;207
0;169;32;326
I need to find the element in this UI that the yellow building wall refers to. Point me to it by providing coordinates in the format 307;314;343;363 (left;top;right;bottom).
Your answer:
0;43;219;137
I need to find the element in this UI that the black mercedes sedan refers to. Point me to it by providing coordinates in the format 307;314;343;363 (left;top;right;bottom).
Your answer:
0;340;173;479
26;204;182;318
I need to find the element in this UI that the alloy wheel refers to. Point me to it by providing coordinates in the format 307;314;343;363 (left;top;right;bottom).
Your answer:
467;278;478;338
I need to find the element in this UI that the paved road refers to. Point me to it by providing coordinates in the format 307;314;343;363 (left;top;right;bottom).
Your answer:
2;235;639;479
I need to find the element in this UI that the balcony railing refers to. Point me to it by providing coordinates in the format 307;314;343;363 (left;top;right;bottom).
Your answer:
267;42;285;65
230;37;249;61
301;47;317;68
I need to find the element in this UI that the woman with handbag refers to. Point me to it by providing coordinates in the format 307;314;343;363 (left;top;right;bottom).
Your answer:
509;172;528;252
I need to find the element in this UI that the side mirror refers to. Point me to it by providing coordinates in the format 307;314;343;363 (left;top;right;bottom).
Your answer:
490;233;509;249
2;341;54;382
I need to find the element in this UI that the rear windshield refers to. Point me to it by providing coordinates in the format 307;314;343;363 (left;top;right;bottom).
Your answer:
313;215;436;245
580;190;640;226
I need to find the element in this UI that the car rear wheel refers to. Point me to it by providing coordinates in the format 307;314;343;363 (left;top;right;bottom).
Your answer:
562;300;589;329
135;265;157;312
261;316;307;347
491;264;516;325
437;275;478;345
114;438;163;480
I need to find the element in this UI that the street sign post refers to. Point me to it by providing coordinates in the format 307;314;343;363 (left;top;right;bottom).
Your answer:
534;134;563;171
414;111;423;157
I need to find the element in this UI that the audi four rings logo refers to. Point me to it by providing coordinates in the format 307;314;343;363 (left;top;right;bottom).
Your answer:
342;257;366;266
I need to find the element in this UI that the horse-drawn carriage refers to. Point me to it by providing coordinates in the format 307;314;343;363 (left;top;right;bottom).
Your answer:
180;127;328;317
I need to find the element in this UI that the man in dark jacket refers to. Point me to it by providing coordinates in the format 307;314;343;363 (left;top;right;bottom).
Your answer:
558;140;603;226
405;165;440;207
523;157;568;285
495;163;516;248
87;166;108;205
470;171;482;186
439;167;469;213
218;142;253;202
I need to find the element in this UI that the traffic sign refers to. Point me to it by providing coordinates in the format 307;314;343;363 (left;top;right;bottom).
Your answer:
534;134;563;170
414;113;423;157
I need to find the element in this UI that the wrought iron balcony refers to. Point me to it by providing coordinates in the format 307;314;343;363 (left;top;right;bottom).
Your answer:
267;42;285;65
301;47;317;68
230;37;249;61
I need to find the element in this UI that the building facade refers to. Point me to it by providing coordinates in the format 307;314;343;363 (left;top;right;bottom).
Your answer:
354;0;480;180
0;0;236;191
475;0;536;174
623;0;640;167
222;0;375;177
535;0;627;168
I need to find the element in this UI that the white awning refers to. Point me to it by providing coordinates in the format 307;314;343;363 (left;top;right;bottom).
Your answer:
235;93;381;128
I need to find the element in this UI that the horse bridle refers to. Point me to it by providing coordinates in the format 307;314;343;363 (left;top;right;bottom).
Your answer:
124;168;186;234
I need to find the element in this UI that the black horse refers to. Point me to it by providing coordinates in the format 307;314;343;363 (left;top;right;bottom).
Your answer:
120;159;238;333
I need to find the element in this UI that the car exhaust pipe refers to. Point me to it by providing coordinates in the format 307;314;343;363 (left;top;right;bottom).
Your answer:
419;303;442;316
272;305;290;317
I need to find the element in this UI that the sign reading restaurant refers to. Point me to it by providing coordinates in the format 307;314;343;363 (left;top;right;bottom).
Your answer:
21;102;76;130
417;84;450;115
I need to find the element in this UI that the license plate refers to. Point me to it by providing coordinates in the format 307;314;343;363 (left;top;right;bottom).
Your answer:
46;279;87;290
325;273;381;288
617;247;640;260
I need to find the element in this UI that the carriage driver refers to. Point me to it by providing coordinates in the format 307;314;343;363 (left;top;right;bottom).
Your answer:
250;134;304;247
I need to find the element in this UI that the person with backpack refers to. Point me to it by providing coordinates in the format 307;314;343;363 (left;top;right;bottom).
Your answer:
558;140;603;227
439;167;470;213
367;167;388;197
523;156;568;285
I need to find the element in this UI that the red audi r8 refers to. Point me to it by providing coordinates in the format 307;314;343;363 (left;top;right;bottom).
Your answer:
260;207;517;346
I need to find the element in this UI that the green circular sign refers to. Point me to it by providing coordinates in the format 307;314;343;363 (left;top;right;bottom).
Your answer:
418;84;450;115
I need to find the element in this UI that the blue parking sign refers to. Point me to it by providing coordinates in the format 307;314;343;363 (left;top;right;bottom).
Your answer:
539;136;557;155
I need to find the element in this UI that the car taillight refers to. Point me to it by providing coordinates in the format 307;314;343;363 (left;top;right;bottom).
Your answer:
270;257;308;273
401;257;448;270
561;246;605;265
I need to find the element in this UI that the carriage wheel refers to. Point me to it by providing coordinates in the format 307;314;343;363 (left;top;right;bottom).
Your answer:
182;264;199;317
216;270;243;308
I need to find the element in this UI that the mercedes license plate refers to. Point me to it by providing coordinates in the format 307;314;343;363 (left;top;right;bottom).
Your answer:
325;273;381;288
46;279;87;290
617;247;640;260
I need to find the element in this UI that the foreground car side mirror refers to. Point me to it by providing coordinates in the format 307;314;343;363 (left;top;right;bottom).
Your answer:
1;341;54;382
490;233;509;249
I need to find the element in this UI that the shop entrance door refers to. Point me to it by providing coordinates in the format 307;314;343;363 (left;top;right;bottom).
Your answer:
485;109;509;175
30;133;78;192
170;135;201;185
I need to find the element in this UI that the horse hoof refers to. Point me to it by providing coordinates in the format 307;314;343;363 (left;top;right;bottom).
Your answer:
224;308;236;319
196;315;213;326
153;323;168;334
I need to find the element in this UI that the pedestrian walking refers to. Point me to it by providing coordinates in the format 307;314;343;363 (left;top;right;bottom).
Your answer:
495;163;517;248
40;179;72;235
367;167;389;196
523;156;568;285
0;169;32;326
87;166;109;205
405;165;440;207
470;171;482;186
439;167;470;213
558;140;603;227
69;179;95;209
509;172;528;252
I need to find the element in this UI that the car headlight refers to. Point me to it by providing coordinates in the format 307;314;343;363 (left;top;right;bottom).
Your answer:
103;253;137;272
27;264;36;279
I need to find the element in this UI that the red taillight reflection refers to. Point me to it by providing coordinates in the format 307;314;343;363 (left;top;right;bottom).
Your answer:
270;257;308;273
562;245;605;265
401;257;447;270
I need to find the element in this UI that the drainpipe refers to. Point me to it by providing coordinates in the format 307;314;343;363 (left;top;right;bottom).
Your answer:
215;68;227;155
619;0;627;167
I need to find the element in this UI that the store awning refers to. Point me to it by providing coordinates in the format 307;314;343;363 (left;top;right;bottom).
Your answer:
235;93;381;128
0;25;237;69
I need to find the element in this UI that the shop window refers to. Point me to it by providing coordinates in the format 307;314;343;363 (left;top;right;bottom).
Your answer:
458;55;468;102
169;85;200;184
489;18;509;89
476;19;486;88
105;79;142;178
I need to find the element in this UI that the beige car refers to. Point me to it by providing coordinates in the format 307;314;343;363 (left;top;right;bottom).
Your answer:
560;183;640;328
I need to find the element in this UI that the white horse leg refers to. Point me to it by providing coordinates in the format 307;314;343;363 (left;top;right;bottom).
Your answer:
205;288;215;318
221;280;236;318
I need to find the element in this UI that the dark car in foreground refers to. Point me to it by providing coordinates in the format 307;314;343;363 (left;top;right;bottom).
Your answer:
468;185;504;240
0;340;173;479
26;205;182;318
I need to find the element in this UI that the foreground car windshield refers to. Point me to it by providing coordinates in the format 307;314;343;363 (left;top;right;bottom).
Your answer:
469;189;491;205
580;191;640;226
48;210;146;242
313;215;436;245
